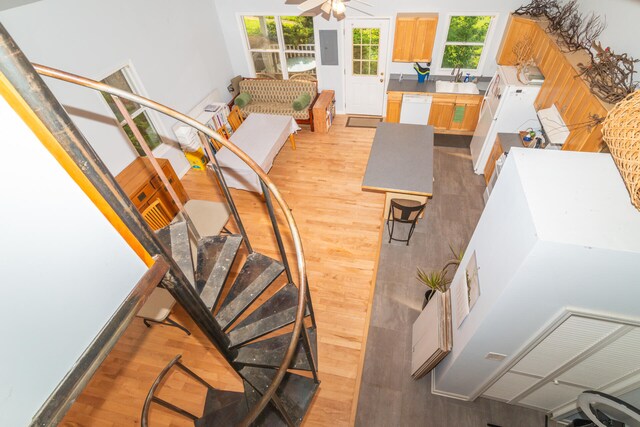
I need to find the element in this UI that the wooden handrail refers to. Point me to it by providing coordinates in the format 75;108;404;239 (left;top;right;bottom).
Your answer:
33;64;309;426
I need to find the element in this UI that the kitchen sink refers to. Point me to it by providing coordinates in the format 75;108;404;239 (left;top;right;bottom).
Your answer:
435;81;480;95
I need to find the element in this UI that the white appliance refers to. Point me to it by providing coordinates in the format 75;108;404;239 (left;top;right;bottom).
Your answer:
470;66;542;174
400;94;432;125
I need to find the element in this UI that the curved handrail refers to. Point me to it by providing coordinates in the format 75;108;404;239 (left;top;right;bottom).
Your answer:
141;354;184;426
32;64;308;426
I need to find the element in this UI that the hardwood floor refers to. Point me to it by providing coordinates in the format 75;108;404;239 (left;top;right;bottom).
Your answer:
61;115;384;426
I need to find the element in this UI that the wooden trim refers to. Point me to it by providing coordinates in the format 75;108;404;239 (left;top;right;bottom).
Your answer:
349;198;387;426
361;185;433;197
0;72;153;266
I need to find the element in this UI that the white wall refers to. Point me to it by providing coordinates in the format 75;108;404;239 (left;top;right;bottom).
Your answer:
0;88;148;426
432;149;640;399
567;0;640;64
0;0;235;176
212;0;523;113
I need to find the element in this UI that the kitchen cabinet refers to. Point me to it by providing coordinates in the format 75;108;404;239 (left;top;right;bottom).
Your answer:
428;93;482;134
496;14;611;152
449;95;482;133
385;91;402;123
116;157;189;223
496;15;537;65
427;95;455;131
392;13;438;62
386;91;482;134
483;136;504;185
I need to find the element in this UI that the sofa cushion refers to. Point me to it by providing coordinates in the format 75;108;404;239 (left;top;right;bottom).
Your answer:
292;92;312;111
234;92;252;108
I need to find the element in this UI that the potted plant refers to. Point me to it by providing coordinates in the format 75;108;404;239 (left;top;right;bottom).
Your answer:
416;268;451;309
417;245;464;309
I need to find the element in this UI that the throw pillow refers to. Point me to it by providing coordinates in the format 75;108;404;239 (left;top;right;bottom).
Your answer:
292;92;312;111
234;92;252;108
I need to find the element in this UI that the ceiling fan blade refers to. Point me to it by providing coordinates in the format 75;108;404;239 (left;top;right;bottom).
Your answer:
297;0;327;11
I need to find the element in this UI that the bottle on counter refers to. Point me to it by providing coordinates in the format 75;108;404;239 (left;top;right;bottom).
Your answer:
464;72;470;83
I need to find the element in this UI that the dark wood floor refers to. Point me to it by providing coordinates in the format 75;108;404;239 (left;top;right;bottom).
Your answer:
355;146;560;427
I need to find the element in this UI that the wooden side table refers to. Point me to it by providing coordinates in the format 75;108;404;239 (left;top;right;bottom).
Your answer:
312;90;335;133
116;157;189;220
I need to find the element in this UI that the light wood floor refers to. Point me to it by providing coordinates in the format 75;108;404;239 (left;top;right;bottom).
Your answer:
61;115;384;426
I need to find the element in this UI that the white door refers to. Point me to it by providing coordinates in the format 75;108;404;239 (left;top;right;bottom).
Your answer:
345;19;389;116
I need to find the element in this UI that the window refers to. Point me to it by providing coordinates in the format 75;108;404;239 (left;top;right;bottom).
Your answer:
242;16;316;80
440;15;495;71
101;68;162;156
352;28;380;76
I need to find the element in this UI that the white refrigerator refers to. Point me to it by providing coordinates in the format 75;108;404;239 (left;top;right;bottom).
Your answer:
470;66;542;174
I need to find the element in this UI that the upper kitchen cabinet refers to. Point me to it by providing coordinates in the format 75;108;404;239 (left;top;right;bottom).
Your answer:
496;15;536;65
392;13;439;62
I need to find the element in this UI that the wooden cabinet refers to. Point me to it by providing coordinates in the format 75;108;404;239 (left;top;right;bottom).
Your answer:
496;15;537;65
385;91;403;123
429;93;482;134
449;95;482;133
312;90;335;133
484;135;505;185
428;95;455;131
116;157;189;221
392;13;438;62
496;14;611;152
386;91;482;134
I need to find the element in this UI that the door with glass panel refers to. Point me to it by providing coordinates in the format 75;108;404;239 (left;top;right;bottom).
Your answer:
345;19;389;116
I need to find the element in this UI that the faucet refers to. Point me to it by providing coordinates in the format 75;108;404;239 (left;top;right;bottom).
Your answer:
451;64;463;83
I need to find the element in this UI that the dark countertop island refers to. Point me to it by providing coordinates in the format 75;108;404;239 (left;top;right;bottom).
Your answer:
362;122;434;197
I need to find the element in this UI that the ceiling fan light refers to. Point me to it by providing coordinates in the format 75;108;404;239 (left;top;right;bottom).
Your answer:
332;0;346;14
321;1;332;14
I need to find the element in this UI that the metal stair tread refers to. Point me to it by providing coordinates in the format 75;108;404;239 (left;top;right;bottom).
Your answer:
201;387;246;417
239;366;319;426
215;252;284;330
227;283;309;348
234;328;317;371
243;380;287;426
196;391;248;427
195;234;242;310
156;221;194;286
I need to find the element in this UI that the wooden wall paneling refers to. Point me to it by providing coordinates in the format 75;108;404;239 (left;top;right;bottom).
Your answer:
497;15;536;65
535;54;565;110
556;76;582;118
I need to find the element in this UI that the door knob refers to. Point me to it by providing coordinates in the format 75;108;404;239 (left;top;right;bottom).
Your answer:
380;78;383;82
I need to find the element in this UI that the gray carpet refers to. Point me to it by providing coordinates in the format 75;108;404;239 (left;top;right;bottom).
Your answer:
434;133;473;148
355;146;559;427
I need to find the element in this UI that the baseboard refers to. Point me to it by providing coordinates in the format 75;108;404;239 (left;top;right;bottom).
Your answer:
178;163;192;178
430;373;474;401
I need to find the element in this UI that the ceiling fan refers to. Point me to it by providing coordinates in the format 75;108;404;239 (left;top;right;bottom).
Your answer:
296;0;372;19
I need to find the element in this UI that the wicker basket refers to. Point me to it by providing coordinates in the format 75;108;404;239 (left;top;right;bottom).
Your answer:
602;90;640;210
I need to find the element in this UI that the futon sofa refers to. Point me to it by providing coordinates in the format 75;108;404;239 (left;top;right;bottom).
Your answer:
234;78;319;131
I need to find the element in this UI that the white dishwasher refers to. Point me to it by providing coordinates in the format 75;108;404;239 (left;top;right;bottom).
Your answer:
399;94;432;125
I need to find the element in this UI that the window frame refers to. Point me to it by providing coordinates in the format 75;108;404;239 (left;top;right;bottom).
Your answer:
98;64;166;156
240;15;318;80
435;13;498;75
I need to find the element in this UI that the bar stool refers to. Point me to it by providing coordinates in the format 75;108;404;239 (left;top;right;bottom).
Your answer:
387;198;426;245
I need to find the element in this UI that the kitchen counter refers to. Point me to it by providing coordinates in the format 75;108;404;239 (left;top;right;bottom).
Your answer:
497;132;526;153
387;74;492;96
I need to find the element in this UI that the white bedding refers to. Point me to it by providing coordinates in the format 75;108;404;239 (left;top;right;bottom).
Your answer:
215;113;299;193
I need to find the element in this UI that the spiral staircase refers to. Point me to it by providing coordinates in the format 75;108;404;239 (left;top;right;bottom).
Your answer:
0;23;318;427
